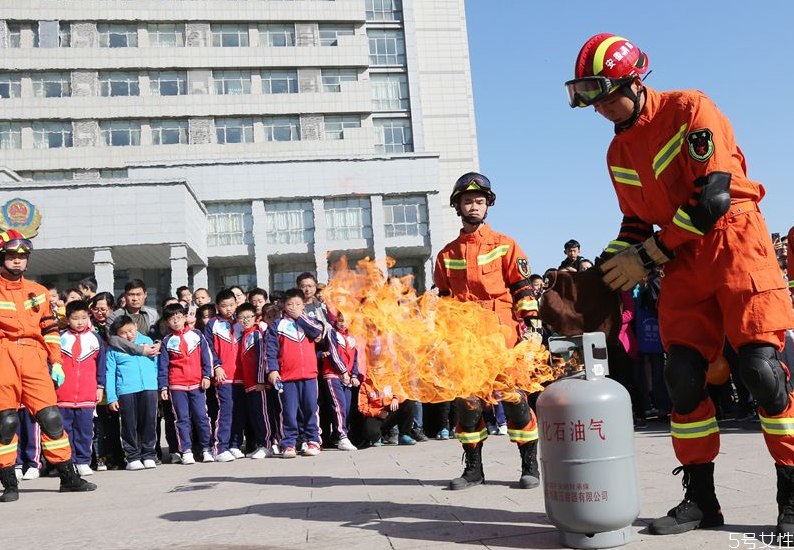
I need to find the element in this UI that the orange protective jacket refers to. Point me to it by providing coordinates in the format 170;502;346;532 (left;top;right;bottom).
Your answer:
358;377;405;418
0;276;62;364
787;226;794;295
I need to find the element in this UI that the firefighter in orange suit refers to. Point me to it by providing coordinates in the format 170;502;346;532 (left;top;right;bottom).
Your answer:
434;172;541;491
566;33;794;538
0;230;96;502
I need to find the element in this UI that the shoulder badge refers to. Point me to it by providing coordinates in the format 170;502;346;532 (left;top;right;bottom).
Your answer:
517;258;530;279
686;129;714;162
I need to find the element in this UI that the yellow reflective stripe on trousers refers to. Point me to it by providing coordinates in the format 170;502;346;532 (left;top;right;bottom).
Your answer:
443;258;467;270
24;293;46;310
477;244;510;266
456;428;488;444
653;123;688;178
0;442;18;456
508;428;538;442
41;437;70;451
788;280;794;290
605;240;631;254
609;166;642;187
0;301;15;310
672;207;705;236
759;415;794;436
670;416;719;439
516;297;538;312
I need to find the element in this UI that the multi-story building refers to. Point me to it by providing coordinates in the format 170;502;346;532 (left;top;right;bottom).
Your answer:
0;0;478;303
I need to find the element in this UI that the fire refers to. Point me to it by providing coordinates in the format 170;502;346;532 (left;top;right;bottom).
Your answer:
324;258;559;404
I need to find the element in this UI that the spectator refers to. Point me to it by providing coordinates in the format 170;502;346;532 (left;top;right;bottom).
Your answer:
150;297;179;342
236;303;272;459
64;288;83;304
175;286;193;306
14;409;41;481
529;274;544;298
260;303;283;454
193;288;212;307
195;303;216;332
358;376;416;447
88;292;115;336
247;287;269;318
559;239;582;269
321;312;360;452
77;277;98;300
230;286;246;307
634;272;671;420
297;272;333;329
106;280;160;358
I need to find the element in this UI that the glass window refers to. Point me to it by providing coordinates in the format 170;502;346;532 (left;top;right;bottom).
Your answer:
264;200;314;245
216;267;257;292
147;23;185;47
32;171;73;181
271;265;315;293
31;25;39;48
0;74;22;99
99;71;140;97
33;121;73;149
262;117;300;142
211;24;249;47
371;73;409;110
206;203;251;247
32;72;71;98
213;70;251;95
260;70;298;94
325;197;372;241
151;119;189;145
367;29;406;65
258;24;295;47
100;168;128;179
383;195;428;237
319;25;354;47
374;118;413;153
0;123;22;150
59;22;71;47
100;120;141;147
215;117;254;144
7;23;21;48
324;115;360;140
321;68;357;92
365;0;403;21
149;71;188;96
98;23;139;48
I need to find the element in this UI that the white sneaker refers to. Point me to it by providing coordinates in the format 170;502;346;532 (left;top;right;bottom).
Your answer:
142;459;157;469
170;452;182;464
337;437;357;451
246;446;272;459
23;467;40;480
215;450;236;462
229;448;245;459
14;466;22;481
202;451;215;463
299;442;308;454
497;424;508;436
181;452;196;465
76;464;94;476
303;441;321;456
96;460;107;472
126;460;145;471
271;444;282;456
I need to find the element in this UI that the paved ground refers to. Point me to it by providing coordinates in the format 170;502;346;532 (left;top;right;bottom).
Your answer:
2;419;782;550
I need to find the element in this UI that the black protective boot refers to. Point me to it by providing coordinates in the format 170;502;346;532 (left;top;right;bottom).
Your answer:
56;460;97;493
649;463;724;535
449;442;484;490
776;464;794;545
518;441;540;489
0;466;19;502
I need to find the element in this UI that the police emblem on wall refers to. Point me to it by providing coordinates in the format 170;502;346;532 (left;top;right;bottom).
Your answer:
686;129;715;162
517;258;530;279
0;198;42;238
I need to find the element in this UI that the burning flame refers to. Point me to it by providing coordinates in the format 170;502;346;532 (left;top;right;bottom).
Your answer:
324;258;559;404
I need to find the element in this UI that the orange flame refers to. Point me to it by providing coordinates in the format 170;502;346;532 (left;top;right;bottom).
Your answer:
324;258;559;404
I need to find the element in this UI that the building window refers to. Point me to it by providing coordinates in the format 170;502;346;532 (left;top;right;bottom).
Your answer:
321;68;357;92
149;71;188;96
264;200;314;245
0;123;22;150
32;170;73;181
258;24;295;47
262;117;300;142
271;265;315;293
371;73;409;110
215;117;254;144
98;23;139;48
319;25;355;47
0;74;22;99
33;121;73;149
99;71;140;97
31;25;39;48
383;195;428;237
100;120;141;147
32;72;71;98
216;267;257;293
374;118;413;153
211;24;249;47
59;22;71;47
366;0;403;21
260;70;298;94
147;23;185;47
213;70;251;95
151;119;189;145
367;29;406;65
7;23;21;48
100;168;128;179
324;115;360;140
206;203;251;247
325;197;372;241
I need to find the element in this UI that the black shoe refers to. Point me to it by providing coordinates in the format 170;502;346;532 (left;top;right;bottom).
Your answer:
649;463;724;535
56;460;97;493
518;441;540;489
777;464;794;544
411;428;429;442
449;442;484;490
0;466;19;503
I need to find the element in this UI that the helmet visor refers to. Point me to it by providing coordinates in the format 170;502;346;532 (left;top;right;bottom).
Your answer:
565;76;629;108
4;239;32;254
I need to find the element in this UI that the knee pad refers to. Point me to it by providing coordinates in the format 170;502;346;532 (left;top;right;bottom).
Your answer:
502;392;531;427
0;409;19;445
664;345;707;415
35;406;64;440
738;344;791;416
454;398;483;432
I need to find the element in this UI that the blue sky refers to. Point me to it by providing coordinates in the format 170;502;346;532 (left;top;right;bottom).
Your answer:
463;1;794;271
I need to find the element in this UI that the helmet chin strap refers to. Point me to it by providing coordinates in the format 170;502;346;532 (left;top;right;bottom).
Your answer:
614;85;646;133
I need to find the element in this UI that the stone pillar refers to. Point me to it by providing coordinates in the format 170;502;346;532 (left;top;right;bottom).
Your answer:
193;265;208;290
370;195;387;274
251;200;270;290
93;247;114;293
312;198;329;283
169;244;189;297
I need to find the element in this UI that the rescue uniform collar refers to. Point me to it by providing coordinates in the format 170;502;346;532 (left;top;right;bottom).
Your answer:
0;275;23;289
458;223;493;242
615;86;661;135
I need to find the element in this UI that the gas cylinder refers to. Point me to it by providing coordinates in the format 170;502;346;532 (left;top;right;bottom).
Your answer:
537;332;640;549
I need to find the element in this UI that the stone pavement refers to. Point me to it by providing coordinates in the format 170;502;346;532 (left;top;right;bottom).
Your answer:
1;419;782;550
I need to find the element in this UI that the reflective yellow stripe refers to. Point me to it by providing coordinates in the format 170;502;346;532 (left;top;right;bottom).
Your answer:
42;437;70;450
609;166;642;187
788;280;794;289
759;414;794;436
477;244;510;266
653;123;688;178
508;428;538;442
0;301;15;310
44;334;61;344
443;258;467;270
516;297;538;312
605;240;631;254
24;293;46;310
670;416;719;439
456;428;488;444
592;36;624;75
0;442;18;456
672;207;705;236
